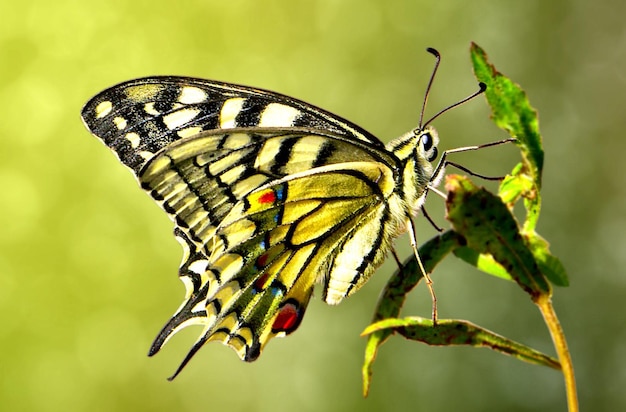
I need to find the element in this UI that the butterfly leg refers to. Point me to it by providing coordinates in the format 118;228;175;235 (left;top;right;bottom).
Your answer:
391;247;403;269
406;217;438;324
412;138;515;322
420;205;444;232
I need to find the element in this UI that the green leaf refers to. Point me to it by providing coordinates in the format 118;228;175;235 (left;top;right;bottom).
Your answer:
469;44;568;287
445;175;551;297
524;233;569;286
471;42;543;188
363;317;561;371
471;42;544;232
498;167;532;206
453;246;513;281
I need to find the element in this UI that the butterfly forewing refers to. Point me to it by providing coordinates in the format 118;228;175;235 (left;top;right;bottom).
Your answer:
81;76;386;174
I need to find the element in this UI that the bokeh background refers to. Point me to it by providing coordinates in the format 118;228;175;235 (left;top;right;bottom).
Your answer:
1;0;624;411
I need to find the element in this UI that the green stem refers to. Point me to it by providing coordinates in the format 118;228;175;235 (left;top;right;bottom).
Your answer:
535;294;578;412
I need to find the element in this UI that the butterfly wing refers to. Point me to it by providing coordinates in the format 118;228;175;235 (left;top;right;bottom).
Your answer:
138;131;400;375
81;76;386;174
81;77;408;374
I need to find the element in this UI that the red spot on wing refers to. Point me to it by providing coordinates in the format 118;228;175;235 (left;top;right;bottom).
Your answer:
272;302;301;334
258;190;276;204
256;253;269;268
253;272;270;291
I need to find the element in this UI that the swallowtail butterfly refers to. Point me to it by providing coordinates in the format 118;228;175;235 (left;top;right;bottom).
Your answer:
81;48;486;378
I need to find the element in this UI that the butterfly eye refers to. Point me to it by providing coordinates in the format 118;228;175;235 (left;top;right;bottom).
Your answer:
420;132;438;161
421;132;433;151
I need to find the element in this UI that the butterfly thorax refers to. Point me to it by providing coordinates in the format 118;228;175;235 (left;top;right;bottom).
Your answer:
385;126;439;218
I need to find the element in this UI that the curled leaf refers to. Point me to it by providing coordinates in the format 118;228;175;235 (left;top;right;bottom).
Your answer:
363;317;560;371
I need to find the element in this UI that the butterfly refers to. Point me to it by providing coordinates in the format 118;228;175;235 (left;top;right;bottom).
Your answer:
81;48;486;379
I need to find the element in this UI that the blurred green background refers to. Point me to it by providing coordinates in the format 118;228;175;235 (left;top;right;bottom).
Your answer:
1;0;624;411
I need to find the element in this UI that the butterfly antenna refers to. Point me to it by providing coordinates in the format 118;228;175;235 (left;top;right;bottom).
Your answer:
418;48;442;129
422;82;487;129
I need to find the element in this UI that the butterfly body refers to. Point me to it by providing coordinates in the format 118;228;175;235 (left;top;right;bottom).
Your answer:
82;76;439;374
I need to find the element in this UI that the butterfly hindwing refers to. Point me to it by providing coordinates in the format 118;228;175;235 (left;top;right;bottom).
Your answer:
139;127;400;369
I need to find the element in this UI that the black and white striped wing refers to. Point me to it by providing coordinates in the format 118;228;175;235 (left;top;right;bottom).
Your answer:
81;76;386;174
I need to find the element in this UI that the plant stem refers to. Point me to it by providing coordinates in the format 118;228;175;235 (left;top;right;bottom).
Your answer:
535;294;578;412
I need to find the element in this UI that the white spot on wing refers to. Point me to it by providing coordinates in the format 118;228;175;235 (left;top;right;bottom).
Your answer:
144;102;160;116
192;300;208;313
113;116;127;130
125;132;141;148
220;164;247;185
138;150;154;160
209;152;244;176
258;103;300;127
163;108;201;130
177;126;203;138
188;259;209;274
254;137;282;169
223;132;251;149
220;97;245;128
179;86;208;104
95;101;112;118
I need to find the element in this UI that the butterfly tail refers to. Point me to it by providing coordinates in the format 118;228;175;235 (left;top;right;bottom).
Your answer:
148;229;213;365
148;294;207;358
165;333;209;381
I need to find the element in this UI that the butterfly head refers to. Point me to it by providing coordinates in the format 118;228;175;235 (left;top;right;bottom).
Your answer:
385;125;439;216
386;125;439;165
417;126;439;164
